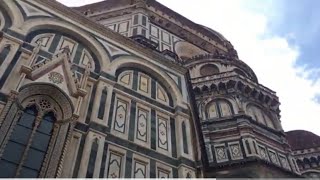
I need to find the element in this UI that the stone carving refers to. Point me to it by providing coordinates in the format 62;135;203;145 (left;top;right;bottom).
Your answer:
158;168;170;178
136;109;148;142
279;156;290;170
133;160;147;178
114;99;127;133
48;72;64;84
258;146;269;161
107;152;122;178
269;151;280;165
17;83;74;122
158;117;168;150
229;143;242;159
216;146;227;162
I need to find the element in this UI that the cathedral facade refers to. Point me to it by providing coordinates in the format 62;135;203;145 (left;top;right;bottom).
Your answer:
0;0;318;178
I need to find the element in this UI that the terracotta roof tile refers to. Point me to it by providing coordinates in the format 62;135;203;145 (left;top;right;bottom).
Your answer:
286;130;320;151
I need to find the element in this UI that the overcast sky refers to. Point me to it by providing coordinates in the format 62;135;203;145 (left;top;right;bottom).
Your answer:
57;0;320;136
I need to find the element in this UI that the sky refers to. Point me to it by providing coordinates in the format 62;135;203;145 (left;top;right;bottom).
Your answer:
57;0;320;136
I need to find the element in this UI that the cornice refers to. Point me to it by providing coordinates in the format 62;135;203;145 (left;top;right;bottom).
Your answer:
185;57;257;82
32;0;187;73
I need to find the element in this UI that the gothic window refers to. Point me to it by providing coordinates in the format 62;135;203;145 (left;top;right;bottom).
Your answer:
182;121;189;154
207;103;218;118
200;64;219;76
0;106;56;178
219;101;232;117
206;100;233;119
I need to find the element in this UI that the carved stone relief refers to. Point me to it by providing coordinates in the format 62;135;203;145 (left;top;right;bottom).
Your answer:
48;72;64;84
229;143;243;160
215;145;228;162
133;160;147;178
136;108;148;142
258;145;269;161
158;117;168;150
158;168;170;178
268;150;280;166
107;152;123;178
114;99;128;133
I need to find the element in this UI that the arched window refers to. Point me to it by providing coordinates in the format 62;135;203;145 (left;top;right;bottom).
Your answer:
207;103;218;118
263;114;275;129
0;107;56;178
219;101;232;117
247;105;275;129
182;122;189;154
200;64;219;76
247;107;256;121
206;100;233;119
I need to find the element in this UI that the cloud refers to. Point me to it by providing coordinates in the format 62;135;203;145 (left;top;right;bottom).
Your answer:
158;0;320;135
57;0;320;135
56;0;102;7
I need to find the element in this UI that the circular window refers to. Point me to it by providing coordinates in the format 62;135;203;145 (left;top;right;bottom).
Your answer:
200;64;219;76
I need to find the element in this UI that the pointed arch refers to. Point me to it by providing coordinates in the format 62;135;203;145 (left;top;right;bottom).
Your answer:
18;82;74;122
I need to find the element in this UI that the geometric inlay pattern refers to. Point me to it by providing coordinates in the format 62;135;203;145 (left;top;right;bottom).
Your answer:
158;168;170;178
133;160;147;178
136;108;148;142
158;117;168;150
216;146;227;162
107;152;123;178
114;99;128;133
229;143;242;159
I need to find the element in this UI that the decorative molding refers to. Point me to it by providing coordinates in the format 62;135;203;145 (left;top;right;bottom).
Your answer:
16;0;53;18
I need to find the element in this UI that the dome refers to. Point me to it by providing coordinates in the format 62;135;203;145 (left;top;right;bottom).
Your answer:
286;130;320;150
198;24;227;42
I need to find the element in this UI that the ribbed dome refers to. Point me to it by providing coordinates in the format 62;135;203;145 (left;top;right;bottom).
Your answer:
286;130;320;150
198;24;227;42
